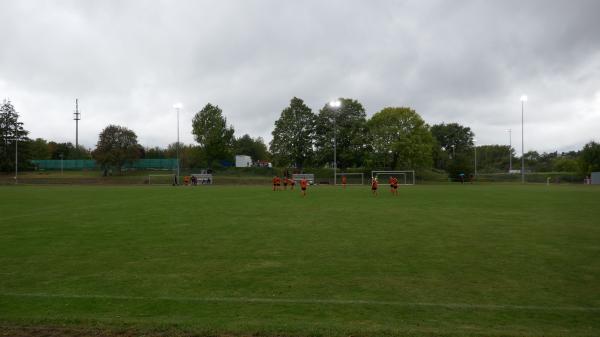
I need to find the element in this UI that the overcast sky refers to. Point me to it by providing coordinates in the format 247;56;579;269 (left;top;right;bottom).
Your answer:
1;0;599;153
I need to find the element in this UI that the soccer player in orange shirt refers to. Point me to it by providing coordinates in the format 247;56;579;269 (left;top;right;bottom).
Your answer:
300;178;308;197
290;177;296;190
341;175;347;188
371;177;378;196
273;176;281;191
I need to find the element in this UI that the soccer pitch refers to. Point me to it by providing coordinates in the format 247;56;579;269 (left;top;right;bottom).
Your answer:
1;184;599;337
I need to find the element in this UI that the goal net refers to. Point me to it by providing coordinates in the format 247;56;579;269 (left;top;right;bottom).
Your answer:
148;174;176;185
371;170;415;185
336;172;364;185
191;173;213;185
292;173;315;185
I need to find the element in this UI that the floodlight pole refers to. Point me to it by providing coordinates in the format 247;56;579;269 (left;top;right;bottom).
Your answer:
333;113;337;185
176;106;180;185
14;138;18;184
6;137;18;184
521;97;526;184
329;100;341;185
507;129;512;172
474;140;477;179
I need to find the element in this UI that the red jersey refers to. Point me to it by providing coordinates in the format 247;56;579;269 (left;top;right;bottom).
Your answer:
391;177;398;186
371;179;378;188
273;177;280;184
341;176;347;184
300;179;308;189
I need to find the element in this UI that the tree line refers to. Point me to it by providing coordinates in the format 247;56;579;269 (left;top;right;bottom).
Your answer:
1;98;599;177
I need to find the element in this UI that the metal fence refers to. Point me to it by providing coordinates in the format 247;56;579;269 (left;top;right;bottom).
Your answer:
31;159;177;170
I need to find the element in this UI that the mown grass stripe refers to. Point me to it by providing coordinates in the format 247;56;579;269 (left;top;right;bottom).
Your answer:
3;292;599;312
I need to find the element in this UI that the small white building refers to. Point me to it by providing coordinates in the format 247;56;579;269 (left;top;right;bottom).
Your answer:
235;155;252;168
591;172;600;185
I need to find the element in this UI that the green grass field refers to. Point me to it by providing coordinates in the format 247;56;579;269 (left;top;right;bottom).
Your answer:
1;184;599;337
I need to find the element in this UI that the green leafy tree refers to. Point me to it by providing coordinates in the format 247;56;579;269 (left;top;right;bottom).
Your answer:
529;151;558;172
192;103;235;166
475;145;513;173
92;125;141;174
430;123;474;170
579;141;600;175
48;141;91;160
234;134;269;161
70;145;92;159
144;146;168;159
269;97;316;168
521;151;541;172
29;138;51;160
367;107;434;170
314;98;368;168
164;142;204;169
446;152;474;179
553;156;579;172
48;142;74;159
0;100;30;172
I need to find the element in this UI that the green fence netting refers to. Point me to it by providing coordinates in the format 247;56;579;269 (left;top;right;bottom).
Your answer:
31;159;177;170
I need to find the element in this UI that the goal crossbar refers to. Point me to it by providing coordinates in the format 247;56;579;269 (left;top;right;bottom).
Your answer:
371;170;415;185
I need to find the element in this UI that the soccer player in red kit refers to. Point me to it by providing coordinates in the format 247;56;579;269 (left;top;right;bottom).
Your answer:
371;177;378;196
273;176;281;191
390;176;399;196
341;175;347;188
300;178;308;197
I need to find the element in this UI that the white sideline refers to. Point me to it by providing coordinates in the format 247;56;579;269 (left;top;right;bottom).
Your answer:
2;292;598;312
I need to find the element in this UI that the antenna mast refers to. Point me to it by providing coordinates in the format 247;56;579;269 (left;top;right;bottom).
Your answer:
74;99;81;148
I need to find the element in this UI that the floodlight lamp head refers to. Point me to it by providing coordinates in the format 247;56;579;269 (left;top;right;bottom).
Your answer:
520;95;528;102
173;103;183;109
329;100;341;108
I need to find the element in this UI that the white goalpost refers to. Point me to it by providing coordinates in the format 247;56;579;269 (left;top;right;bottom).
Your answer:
148;174;176;185
371;170;416;185
335;172;364;185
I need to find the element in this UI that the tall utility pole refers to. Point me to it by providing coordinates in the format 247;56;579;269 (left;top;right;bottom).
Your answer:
329;100;341;185
177;106;180;183
173;103;183;185
507;129;512;172
333;113;337;184
8;133;18;184
15;136;17;184
474;139;477;179
520;95;527;184
74;99;81;149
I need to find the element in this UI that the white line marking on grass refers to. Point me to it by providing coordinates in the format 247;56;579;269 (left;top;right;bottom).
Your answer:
2;292;599;312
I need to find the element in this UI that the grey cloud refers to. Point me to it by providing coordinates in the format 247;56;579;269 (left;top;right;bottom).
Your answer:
0;0;599;153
